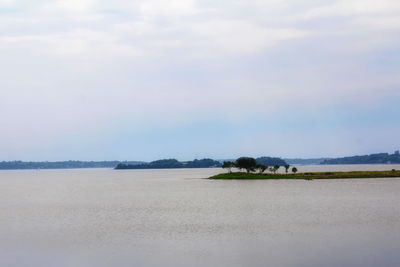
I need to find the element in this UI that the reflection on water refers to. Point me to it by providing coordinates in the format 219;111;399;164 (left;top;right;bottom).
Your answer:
1;165;400;267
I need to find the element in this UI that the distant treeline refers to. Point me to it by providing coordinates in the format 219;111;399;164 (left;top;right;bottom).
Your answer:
254;157;287;166
115;157;287;170
115;158;221;169
0;160;143;170
284;158;330;165
321;151;400;165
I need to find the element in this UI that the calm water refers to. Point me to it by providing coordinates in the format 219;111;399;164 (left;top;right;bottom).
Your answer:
1;165;400;267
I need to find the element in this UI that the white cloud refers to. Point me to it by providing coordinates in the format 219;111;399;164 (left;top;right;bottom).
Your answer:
0;29;140;58
0;0;14;6
0;0;400;159
303;0;400;19
49;29;139;57
192;19;309;53
54;0;94;12
353;16;400;30
139;0;197;17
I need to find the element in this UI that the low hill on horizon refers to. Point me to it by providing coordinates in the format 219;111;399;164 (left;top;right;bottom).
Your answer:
321;151;400;164
115;158;222;169
284;158;331;165
0;160;144;170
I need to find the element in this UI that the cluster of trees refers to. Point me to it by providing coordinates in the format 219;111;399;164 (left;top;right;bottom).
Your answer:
115;158;221;169
255;157;287;166
222;157;298;174
284;158;329;165
183;159;222;168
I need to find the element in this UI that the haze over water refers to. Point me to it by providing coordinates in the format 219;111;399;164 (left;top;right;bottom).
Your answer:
1;165;400;267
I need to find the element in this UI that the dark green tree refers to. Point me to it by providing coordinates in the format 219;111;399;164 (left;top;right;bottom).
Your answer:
222;161;235;173
272;165;280;174
256;164;267;174
235;157;257;173
284;164;290;173
292;167;298;174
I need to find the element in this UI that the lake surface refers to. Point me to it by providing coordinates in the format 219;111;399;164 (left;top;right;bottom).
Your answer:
1;165;400;267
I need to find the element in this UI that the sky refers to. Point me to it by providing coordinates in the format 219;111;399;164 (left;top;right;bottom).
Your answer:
0;0;399;161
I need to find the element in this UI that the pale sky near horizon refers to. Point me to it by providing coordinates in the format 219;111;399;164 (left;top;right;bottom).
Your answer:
1;0;399;161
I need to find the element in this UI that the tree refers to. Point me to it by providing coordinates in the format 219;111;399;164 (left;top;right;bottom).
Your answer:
256;164;267;174
256;157;287;166
272;165;280;174
292;167;298;174
235;157;257;173
222;161;235;173
284;164;290;173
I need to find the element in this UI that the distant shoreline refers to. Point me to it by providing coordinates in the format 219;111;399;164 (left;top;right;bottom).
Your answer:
0;160;144;170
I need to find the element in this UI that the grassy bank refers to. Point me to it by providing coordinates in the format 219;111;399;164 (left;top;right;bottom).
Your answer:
210;170;400;180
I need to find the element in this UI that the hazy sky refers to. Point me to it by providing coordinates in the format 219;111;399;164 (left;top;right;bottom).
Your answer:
1;0;399;161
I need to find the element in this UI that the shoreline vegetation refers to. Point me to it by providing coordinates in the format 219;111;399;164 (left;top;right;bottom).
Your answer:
212;157;400;180
210;170;400;180
0;151;399;170
321;151;400;164
115;158;221;169
114;157;287;170
0;160;144;170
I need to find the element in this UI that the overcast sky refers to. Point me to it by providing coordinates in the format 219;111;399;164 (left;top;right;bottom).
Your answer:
1;0;399;161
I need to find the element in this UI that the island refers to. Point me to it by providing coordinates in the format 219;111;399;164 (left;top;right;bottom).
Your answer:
210;170;400;180
210;157;400;179
114;156;289;170
115;158;222;169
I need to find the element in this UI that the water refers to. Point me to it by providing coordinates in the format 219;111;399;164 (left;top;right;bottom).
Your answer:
1;165;400;267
